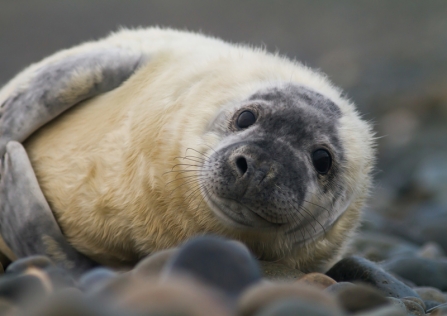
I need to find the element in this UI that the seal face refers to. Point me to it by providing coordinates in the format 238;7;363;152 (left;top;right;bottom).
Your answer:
201;84;345;246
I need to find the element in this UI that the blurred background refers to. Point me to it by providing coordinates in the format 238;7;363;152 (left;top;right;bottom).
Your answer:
2;1;447;253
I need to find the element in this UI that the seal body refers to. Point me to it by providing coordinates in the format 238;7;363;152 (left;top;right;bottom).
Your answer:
4;28;374;271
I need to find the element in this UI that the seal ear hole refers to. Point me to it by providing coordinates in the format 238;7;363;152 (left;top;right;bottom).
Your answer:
236;110;256;129
312;149;332;174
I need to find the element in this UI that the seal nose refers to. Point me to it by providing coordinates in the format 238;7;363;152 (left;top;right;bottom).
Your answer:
235;156;248;176
232;153;270;181
227;149;274;198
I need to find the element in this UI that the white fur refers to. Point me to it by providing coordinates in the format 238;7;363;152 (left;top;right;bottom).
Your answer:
1;28;375;270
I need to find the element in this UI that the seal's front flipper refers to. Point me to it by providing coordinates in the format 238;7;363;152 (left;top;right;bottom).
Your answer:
0;35;150;157
0;141;98;275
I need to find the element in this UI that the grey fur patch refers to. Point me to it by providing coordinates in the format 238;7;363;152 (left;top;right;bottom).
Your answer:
202;83;346;245
0;141;97;275
0;48;147;156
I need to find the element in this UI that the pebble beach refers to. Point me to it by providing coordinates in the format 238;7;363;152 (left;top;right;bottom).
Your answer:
1;1;447;315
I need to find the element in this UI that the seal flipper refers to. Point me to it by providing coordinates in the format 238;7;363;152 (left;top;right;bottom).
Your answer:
0;44;148;156
0;141;98;275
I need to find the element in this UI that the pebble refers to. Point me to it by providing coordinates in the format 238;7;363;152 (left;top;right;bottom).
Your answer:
295;272;336;290
6;255;53;274
118;277;230;316
355;304;407;316
326;256;420;299
255;298;345;316
420;218;447;254
132;248;178;278
427;302;447;315
349;232;419;261
401;297;425;315
425;300;443;311
383;256;447;290
87;274;132;300
0;274;48;305
403;296;426;309
324;282;356;295
259;261;305;282
162;235;262;299
23;291;125;316
417;242;446;259
78;267;117;292
238;282;342;316
331;283;389;313
386;297;407;312
2;231;447;315
41;266;75;290
415;286;447;303
0;298;17;315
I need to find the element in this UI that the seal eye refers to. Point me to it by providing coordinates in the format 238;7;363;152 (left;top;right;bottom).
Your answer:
236;110;256;129
312;149;332;174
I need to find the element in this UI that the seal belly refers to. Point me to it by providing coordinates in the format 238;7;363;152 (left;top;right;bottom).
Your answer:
24;86;141;265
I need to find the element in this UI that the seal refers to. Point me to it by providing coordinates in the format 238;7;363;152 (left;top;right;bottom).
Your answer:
0;27;375;272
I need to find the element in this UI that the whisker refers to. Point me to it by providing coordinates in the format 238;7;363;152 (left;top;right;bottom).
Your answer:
170;163;202;171
165;175;208;187
174;156;206;164
274;183;317;242
167;178;204;196
185;147;210;159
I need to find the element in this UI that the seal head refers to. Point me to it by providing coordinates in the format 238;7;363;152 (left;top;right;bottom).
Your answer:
193;83;363;271
203;84;344;244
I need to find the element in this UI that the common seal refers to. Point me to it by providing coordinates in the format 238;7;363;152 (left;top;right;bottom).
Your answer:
0;27;375;272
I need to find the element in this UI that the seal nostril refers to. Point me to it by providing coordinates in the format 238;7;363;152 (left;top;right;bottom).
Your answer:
236;156;248;176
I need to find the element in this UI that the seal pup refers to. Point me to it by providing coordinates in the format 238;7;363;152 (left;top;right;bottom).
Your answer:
0;27;375;272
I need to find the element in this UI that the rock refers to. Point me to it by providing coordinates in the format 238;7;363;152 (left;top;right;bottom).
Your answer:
40;266;75;290
6;255;53;274
427;302;447;315
133;248;178;278
402;296;425;310
420;218;447;254
326;256;420;299
417;242;446;259
23;292;125;316
387;297;407;315
78;267;117;292
118;277;230;316
382;256;447;290
324;282;356;295
0;298;17;315
295;273;336;290
5;256;74;291
163;235;261;299
238;282;341;316
355;304;407;316
88;274;132;300
259;261;304;282
401;297;425;315
331;283;389;313
414;287;447;303
349;232;419;261
425;300;443;312
255;298;345;316
0;274;48;304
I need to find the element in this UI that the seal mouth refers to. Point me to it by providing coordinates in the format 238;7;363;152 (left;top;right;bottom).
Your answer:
205;192;284;230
